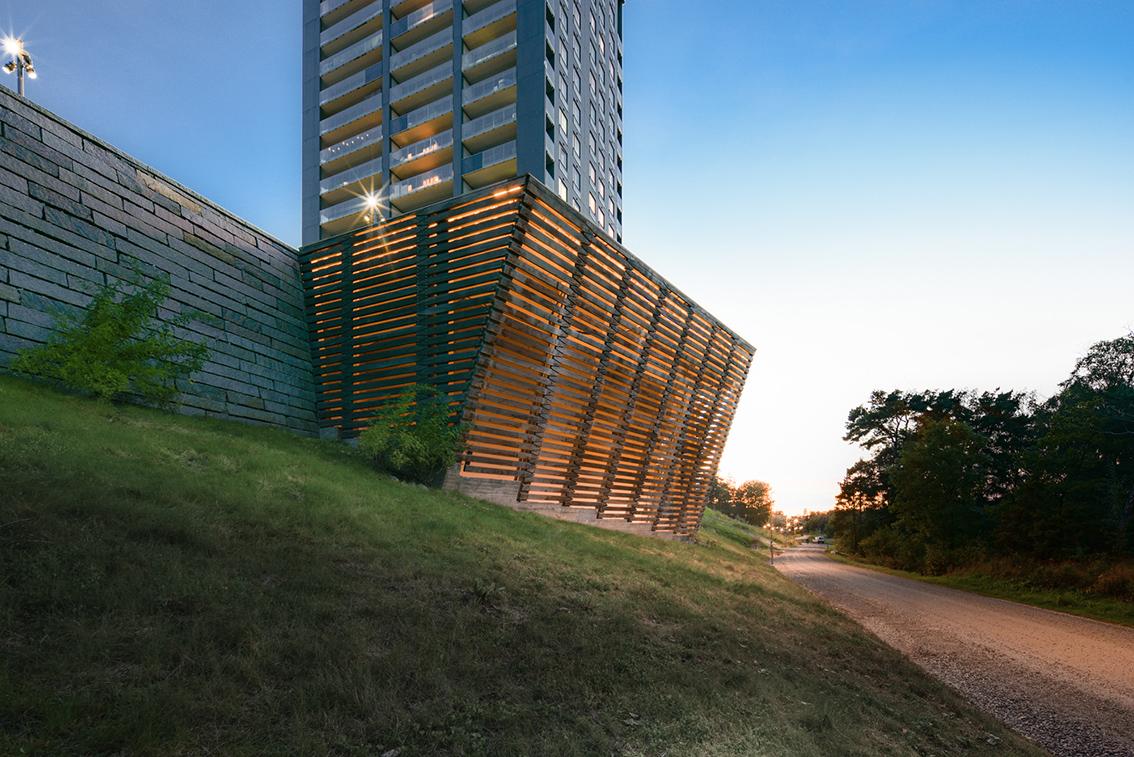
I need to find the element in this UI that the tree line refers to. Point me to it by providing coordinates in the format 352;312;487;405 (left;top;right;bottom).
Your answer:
830;332;1134;579
707;478;774;527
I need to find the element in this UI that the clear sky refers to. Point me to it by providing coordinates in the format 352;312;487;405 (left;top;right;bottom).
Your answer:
6;1;1133;514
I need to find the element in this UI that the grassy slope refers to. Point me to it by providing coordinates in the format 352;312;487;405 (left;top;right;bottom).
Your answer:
829;551;1134;628
0;377;1037;756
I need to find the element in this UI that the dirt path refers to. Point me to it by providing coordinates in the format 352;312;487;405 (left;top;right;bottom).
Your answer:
775;545;1134;756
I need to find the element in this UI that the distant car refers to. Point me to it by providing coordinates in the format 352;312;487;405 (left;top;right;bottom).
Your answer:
814;536;826;544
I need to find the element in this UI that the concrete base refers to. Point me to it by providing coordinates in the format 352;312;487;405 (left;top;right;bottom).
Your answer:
442;466;690;541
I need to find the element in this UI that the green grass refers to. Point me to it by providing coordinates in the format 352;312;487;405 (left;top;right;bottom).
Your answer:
829;551;1134;628
0;376;1038;755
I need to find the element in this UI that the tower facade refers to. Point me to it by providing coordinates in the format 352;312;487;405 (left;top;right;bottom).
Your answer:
302;0;625;245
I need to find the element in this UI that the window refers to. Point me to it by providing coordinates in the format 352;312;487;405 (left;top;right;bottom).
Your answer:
588;162;596;184
587;193;597;215
589;11;596;33
572;100;581;127
590;103;598;128
588;72;597;96
558;178;569;200
559;108;568;133
596;180;604;199
572;134;580;157
573;167;582;190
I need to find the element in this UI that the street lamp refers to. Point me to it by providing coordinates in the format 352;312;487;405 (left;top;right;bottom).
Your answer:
3;37;36;97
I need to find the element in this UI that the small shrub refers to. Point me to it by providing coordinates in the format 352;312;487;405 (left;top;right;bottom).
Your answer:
12;273;208;406
358;384;465;486
1090;563;1134;601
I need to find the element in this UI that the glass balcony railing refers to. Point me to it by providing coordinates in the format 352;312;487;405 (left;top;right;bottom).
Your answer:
321;126;383;166
389;60;452;103
463;0;516;38
389;27;452;73
461;30;516;72
388;95;453;136
320;62;383;106
320;0;366;19
320;97;381;135
320;196;368;225
390;129;454;168
321;157;383;195
391;163;453;200
462;103;515;140
320;31;383;78
462;139;516;174
463;67;516;106
321;1;382;48
390;0;454;39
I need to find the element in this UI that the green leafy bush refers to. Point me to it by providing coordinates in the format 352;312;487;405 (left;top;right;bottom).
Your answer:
358;384;465;485
12;274;208;406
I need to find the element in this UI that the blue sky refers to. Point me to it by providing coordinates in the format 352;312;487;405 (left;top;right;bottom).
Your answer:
7;1;1134;513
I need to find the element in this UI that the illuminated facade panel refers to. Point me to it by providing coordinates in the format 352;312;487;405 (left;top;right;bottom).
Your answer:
300;177;753;536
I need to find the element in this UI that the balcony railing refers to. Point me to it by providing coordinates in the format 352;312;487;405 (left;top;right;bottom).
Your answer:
390;163;453;200
462;103;515;141
320;196;368;225
320;97;381;135
463;0;515;38
462;139;516;174
388;95;453;135
320;62;384;106
390;129;454;168
462;30;516;72
321;126;383;166
463;67;515;104
320;157;383;195
321;1;383;49
390;0;454;39
389;27;452;74
320;0;369;20
320;31;384;79
389;60;452;103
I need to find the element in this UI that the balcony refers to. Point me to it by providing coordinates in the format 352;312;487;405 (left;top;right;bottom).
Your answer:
321;1;383;56
389;27;453;82
462;0;516;48
320;126;383;176
461;30;516;82
462;0;500;14
461;103;515;152
390;163;454;211
320;156;383;205
390;0;454;50
388;95;454;147
389;60;453;113
320;31;383;84
320;0;374;27
320;97;382;145
392;0;435;18
462;67;515;119
461;139;516;188
390;129;454;179
320;62;383;113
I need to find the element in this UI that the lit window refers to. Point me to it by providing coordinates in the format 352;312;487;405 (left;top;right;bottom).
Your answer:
588;193;597;215
558;178;569;200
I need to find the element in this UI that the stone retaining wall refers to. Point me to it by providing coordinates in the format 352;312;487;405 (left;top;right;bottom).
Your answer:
0;89;316;432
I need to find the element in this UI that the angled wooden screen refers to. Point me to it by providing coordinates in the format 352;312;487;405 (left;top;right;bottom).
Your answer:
300;177;755;536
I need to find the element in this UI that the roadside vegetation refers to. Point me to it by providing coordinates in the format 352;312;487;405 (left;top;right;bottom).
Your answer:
819;331;1134;620
0;376;1037;755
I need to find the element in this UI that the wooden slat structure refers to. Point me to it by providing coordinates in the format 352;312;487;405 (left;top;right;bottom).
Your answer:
300;177;755;536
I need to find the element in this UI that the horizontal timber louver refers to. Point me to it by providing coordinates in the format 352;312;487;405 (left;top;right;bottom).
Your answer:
300;177;755;536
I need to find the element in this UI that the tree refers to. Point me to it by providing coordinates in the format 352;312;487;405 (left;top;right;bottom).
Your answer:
733;480;774;527
891;418;990;554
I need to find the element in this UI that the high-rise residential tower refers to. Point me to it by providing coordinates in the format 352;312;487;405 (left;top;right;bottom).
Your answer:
301;0;625;246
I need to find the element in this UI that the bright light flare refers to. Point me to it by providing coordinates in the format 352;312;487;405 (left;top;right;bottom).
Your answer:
364;193;381;211
2;37;22;57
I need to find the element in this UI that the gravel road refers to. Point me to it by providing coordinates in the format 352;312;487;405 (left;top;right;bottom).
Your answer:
775;545;1134;756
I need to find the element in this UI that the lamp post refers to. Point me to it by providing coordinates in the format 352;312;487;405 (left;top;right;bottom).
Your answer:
3;37;36;97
